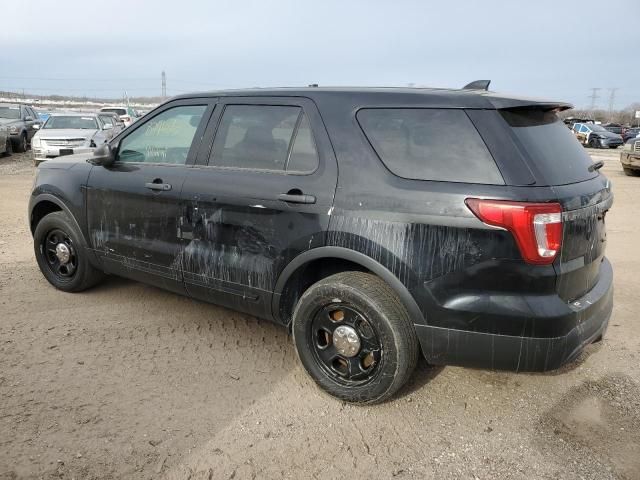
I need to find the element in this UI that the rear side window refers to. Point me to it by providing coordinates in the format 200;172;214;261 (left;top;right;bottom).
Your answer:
500;109;597;185
357;109;504;184
209;105;319;173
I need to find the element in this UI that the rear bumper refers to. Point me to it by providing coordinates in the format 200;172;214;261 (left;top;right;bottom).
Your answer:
620;152;640;169
416;257;613;372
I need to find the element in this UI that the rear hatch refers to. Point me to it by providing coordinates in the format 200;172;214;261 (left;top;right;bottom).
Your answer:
499;108;612;302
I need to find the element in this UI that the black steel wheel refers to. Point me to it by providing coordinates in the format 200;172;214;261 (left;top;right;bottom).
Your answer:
309;304;383;385
34;211;104;292
588;136;599;148
292;271;419;404
15;133;27;153
42;228;78;279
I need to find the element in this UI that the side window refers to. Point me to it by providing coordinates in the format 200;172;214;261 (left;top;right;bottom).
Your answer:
209;105;300;170
286;113;319;173
357;108;504;184
117;105;207;165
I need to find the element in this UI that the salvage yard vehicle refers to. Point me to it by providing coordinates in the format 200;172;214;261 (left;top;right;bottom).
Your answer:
0;103;41;152
0;124;12;156
99;105;137;127
620;138;640;176
28;84;613;403
573;122;624;148
31;113;113;165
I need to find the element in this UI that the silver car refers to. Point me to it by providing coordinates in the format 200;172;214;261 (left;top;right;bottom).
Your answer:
0;124;11;156
31;113;115;165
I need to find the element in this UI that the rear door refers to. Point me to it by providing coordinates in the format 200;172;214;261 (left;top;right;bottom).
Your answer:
179;96;338;320
86;99;214;294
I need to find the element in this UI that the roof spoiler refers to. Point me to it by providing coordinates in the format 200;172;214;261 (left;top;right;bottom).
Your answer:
463;80;491;91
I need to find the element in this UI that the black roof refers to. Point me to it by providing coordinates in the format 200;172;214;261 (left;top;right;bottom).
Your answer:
171;86;573;111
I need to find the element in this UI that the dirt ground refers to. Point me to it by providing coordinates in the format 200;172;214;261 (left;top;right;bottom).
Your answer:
0;148;639;480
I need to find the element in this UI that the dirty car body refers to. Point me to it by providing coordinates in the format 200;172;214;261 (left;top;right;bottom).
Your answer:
29;86;614;403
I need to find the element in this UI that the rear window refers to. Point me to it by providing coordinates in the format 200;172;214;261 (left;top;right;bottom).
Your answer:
357;108;504;184
102;108;127;116
500;109;597;184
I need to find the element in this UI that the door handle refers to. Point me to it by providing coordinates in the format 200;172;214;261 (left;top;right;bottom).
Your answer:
278;193;316;204
145;182;172;191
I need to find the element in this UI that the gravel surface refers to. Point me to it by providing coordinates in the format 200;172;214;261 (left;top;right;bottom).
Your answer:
0;149;639;480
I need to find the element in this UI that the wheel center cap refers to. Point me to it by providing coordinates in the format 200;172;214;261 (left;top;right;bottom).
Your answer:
333;325;361;357
55;243;71;265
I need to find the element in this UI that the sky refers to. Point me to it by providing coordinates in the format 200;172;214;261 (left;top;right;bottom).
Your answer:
2;0;637;109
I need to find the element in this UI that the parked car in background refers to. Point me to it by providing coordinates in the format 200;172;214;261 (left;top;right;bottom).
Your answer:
31;113;112;165
602;123;624;136
0;124;12;156
622;127;640;142
620;138;640;176
0;103;42;152
99;106;137;127
573;122;623;148
97;112;125;136
29;85;613;403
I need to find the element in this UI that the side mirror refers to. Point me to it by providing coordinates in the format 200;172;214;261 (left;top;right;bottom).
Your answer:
33;124;41;130
103;124;113;130
90;144;116;167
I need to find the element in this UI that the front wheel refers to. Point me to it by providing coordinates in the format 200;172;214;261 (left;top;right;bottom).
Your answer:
14;133;27;153
33;211;104;292
588;137;600;149
292;272;419;404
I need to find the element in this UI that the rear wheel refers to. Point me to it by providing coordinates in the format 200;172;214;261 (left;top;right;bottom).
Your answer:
292;271;419;404
34;211;104;292
14;132;28;153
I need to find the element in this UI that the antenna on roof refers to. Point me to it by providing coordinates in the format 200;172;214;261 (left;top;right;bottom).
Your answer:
462;80;491;91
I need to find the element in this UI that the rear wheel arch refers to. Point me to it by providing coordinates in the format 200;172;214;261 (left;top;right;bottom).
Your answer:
272;246;424;329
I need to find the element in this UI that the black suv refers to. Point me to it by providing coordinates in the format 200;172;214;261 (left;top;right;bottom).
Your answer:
29;85;613;403
0;103;41;152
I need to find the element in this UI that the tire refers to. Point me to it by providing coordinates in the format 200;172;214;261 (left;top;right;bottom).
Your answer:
14;132;27;153
588;137;599;149
609;145;619;149
2;137;11;157
33;211;104;292
292;271;419;404
623;167;640;177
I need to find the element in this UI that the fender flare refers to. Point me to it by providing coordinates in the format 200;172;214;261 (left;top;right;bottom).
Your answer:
29;193;88;246
272;246;425;326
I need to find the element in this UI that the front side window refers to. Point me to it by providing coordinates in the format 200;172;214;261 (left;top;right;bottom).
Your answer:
358;108;504;184
117;105;206;164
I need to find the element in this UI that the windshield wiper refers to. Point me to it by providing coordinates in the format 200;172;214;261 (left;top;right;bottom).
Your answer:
588;160;604;172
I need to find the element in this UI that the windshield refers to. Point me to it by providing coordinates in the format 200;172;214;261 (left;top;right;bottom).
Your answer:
591;124;607;132
102;108;127;116
0;106;21;119
44;116;98;129
500;109;597;185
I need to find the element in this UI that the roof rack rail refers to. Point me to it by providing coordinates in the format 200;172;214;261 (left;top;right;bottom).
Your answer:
463;80;491;91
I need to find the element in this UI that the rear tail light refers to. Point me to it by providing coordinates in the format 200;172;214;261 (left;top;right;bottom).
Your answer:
465;198;563;265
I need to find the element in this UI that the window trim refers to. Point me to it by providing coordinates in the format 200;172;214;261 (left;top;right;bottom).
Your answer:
203;102;320;176
109;99;213;167
355;106;505;186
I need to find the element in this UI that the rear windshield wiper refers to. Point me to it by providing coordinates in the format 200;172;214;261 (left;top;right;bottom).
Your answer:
588;160;604;172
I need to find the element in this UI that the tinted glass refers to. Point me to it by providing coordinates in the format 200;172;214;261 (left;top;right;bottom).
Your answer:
358;108;504;184
117;105;206;164
0;106;20;119
286;114;319;173
102;108;128;116
500;109;597;185
210;105;300;170
44;116;98;129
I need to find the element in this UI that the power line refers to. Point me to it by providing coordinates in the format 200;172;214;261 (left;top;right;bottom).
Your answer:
607;87;618;120
588;87;600;110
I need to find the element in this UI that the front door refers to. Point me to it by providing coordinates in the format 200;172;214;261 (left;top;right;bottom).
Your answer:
179;97;338;320
86;100;213;294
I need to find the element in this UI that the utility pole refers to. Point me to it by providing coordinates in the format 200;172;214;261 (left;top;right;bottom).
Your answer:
161;71;167;99
607;87;618;122
588;87;601;111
